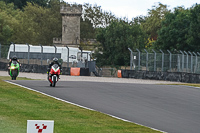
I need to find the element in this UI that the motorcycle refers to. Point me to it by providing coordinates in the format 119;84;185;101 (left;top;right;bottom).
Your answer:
48;64;60;87
9;61;20;80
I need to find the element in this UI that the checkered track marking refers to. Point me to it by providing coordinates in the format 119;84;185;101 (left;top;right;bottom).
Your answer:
35;124;47;133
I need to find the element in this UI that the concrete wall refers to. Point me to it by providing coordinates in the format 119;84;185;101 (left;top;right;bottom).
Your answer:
121;70;200;83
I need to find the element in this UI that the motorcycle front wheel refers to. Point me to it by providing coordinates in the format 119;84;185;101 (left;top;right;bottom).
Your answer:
52;76;56;87
11;70;18;80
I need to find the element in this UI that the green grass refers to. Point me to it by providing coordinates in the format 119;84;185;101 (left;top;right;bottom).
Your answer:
0;78;161;133
183;83;200;87
0;76;35;80
162;83;200;88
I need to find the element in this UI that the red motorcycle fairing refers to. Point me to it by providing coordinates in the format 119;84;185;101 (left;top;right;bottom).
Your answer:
50;65;60;75
49;64;60;84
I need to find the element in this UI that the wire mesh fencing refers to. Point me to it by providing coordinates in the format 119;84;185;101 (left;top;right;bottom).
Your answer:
128;48;200;74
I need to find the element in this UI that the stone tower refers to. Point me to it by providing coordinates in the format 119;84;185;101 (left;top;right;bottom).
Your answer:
60;4;82;47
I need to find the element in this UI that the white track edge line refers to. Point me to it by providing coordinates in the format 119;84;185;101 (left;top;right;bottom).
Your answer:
5;80;167;133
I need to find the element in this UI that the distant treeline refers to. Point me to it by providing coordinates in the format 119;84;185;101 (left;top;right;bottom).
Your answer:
0;0;199;66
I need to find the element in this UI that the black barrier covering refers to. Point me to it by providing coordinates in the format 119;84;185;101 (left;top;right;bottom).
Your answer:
80;68;90;76
88;61;96;72
62;67;70;75
20;64;48;73
121;69;200;83
0;61;71;75
4;61;200;82
0;62;7;71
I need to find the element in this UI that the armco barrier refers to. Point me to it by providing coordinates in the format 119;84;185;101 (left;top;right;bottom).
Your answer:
121;69;200;83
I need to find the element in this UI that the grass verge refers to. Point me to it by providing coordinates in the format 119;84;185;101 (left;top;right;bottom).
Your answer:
0;76;35;80
0;78;161;133
162;83;200;88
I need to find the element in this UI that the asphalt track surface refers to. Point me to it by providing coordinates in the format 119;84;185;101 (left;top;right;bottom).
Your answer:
8;80;200;133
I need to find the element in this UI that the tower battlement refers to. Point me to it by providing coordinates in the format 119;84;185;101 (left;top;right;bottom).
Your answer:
60;4;82;15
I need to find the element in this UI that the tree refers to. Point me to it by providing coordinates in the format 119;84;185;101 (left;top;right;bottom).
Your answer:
80;3;117;50
80;17;95;39
186;4;200;52
154;7;192;51
0;1;21;44
141;3;170;40
80;17;97;50
95;19;148;67
83;3;116;28
0;0;49;9
132;15;146;24
12;2;61;45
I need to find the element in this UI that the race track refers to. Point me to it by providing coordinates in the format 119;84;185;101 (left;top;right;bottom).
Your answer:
8;80;200;133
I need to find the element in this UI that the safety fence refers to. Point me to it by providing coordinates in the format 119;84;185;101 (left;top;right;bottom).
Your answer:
128;48;200;74
5;44;200;76
0;44;87;68
0;44;118;77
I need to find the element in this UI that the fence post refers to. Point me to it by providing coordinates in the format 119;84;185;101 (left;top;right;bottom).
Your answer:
184;51;188;72
180;50;184;72
66;46;69;68
11;42;15;55
167;50;171;72
53;45;57;58
40;44;43;66
152;49;156;71
177;54;180;72
26;43;30;65
0;43;1;59
136;49;140;70
188;51;193;73
197;52;200;73
79;47;83;60
160;49;164;71
89;52;92;61
193;52;197;73
128;48;133;70
144;49;148;71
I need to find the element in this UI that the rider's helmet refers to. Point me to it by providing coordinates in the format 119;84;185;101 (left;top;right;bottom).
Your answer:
53;57;58;63
12;55;17;61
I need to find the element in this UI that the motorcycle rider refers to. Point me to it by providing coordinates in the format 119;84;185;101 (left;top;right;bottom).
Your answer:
47;57;62;85
8;55;21;75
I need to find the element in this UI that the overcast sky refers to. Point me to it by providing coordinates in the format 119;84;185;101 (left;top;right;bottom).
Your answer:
63;0;199;20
